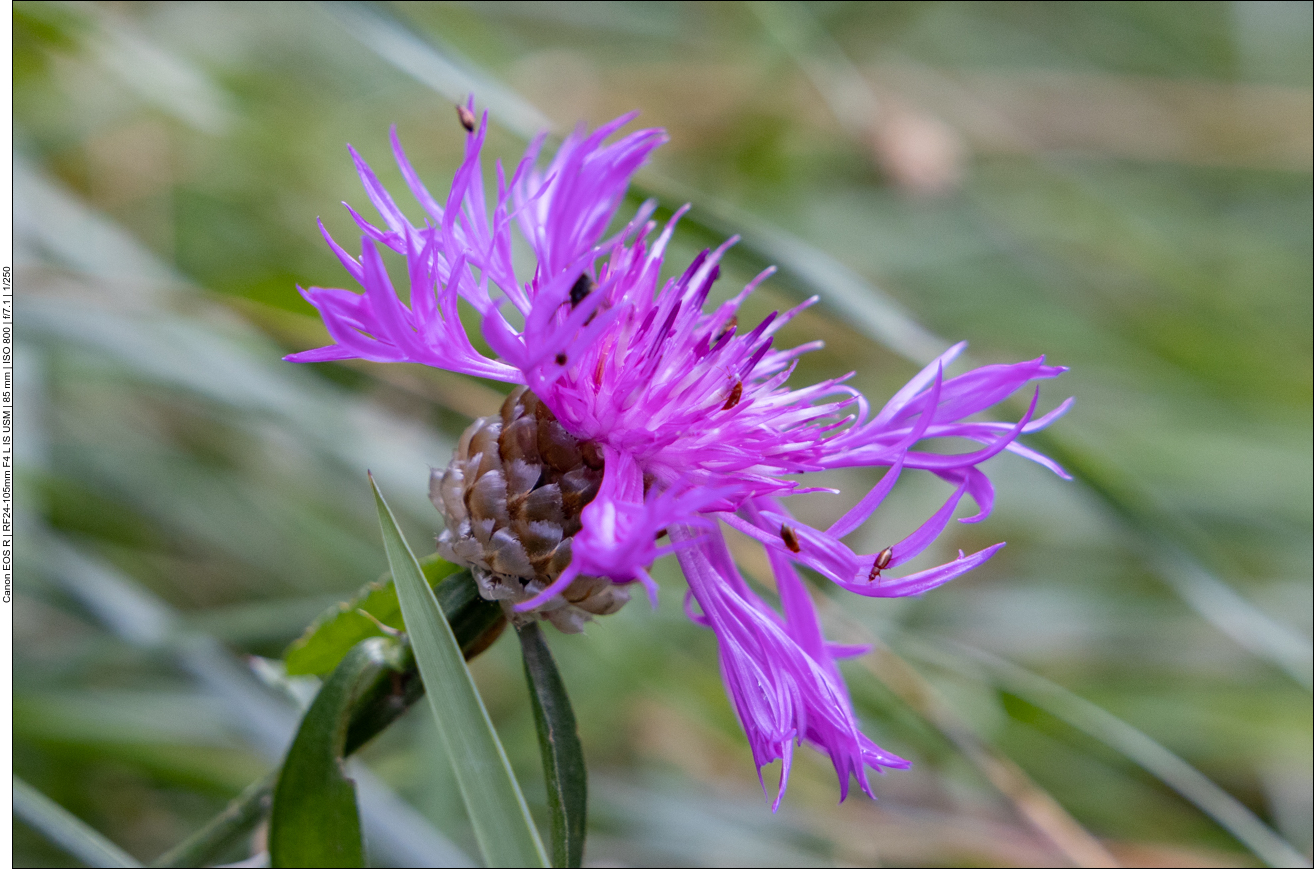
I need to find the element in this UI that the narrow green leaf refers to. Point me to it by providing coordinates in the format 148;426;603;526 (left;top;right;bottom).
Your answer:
270;638;398;868
518;623;588;868
917;638;1313;869
285;554;462;675
372;475;548;868
13;775;142;868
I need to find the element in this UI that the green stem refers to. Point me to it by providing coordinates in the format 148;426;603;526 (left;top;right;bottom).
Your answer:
149;772;276;868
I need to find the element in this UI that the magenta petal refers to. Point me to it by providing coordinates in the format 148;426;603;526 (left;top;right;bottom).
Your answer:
888;477;971;567
318;219;364;283
515;564;580;612
824;365;944;538
953;467;996;524
827;642;872;660
853;543;1006;598
870;341;967;426
283;345;359;363
390;125;445;223
673;526;908;809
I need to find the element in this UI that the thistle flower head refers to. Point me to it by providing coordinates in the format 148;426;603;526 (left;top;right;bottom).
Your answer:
288;99;1071;807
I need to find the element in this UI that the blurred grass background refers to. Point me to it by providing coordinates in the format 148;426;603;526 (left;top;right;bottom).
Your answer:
12;1;1312;866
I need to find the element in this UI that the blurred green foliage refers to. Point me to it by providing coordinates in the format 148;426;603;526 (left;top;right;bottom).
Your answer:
14;1;1311;866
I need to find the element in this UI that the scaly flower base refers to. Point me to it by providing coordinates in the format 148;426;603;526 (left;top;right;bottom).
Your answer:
434;386;628;633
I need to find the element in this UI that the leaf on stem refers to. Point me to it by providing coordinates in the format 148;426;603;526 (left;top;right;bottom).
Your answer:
269;638;400;868
284;554;463;676
373;475;548;868
518;622;588;868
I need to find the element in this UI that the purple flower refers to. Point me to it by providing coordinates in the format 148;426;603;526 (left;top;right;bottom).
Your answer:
288;101;1071;808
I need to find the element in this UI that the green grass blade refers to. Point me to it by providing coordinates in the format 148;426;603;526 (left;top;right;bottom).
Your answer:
13;776;142;868
517;623;588;868
270;638;395;868
908;637;1312;869
372;476;548;868
323;1;550;139
1023;429;1314;691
